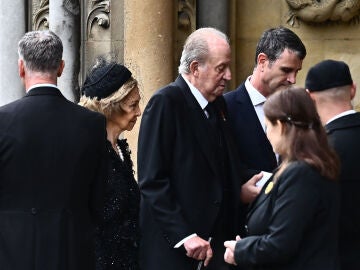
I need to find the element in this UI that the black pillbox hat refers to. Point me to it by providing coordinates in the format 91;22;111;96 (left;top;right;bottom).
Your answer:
81;63;132;100
305;59;353;92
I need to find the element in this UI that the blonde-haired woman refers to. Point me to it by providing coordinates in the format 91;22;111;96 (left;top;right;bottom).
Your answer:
79;56;141;270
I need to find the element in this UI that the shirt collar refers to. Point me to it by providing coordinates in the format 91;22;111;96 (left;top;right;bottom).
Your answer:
326;110;357;125
245;76;266;106
27;83;58;93
182;74;208;109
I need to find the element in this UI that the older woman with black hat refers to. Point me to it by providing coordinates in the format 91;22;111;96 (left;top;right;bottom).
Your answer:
79;56;141;270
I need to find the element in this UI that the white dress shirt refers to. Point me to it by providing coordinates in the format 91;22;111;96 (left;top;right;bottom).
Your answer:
326;110;356;125
183;75;209;117
245;77;267;131
27;83;58;93
245;77;280;165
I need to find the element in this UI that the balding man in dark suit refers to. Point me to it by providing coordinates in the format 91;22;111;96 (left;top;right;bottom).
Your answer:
306;59;360;270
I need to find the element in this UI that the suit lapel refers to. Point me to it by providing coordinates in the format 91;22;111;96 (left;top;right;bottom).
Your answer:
174;76;218;174
234;86;277;168
235;86;267;140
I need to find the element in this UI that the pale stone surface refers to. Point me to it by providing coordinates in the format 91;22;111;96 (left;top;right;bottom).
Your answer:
49;0;80;101
229;0;283;91
175;0;196;78
235;0;283;40
124;0;175;173
231;0;360;109
197;0;229;33
0;1;26;106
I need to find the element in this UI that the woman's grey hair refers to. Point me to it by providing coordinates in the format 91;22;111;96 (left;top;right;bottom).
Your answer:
178;27;229;74
18;30;63;73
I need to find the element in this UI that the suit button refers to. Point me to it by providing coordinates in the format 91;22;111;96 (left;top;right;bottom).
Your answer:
31;208;37;215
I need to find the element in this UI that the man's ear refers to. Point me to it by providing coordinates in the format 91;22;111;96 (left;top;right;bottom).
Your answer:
257;53;268;71
18;59;25;78
57;60;65;77
307;91;316;102
189;61;199;77
350;83;356;100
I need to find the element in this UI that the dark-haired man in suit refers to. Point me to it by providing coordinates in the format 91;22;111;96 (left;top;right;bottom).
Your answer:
224;26;307;173
306;59;360;270
224;26;307;236
0;30;107;270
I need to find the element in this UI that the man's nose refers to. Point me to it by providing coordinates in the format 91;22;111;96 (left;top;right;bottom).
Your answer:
287;73;296;84
224;67;231;81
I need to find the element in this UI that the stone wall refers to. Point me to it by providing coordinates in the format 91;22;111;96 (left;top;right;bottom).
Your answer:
232;0;360;108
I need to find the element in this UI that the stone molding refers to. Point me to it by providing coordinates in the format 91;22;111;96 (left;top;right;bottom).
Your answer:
286;0;360;26
33;0;49;30
63;0;80;16
87;0;110;38
178;0;195;30
175;0;196;74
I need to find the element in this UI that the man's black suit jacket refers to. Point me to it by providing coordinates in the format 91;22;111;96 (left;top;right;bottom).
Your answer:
224;83;277;172
326;112;360;270
137;76;242;270
224;83;277;237
0;87;107;270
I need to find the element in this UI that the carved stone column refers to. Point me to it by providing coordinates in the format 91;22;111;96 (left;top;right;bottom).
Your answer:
49;0;81;101
124;0;175;172
197;0;229;34
0;1;26;105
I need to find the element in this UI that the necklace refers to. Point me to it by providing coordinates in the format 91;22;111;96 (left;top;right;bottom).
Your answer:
115;143;124;161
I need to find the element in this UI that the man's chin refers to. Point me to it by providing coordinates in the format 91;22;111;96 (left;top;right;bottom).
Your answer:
216;87;226;95
275;85;290;92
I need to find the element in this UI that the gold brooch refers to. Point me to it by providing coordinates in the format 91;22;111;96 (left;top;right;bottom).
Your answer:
265;181;274;194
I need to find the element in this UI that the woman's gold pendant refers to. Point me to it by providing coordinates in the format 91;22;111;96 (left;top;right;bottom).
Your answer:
265;181;274;194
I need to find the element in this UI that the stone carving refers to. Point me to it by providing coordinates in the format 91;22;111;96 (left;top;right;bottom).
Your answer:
176;0;196;77
286;0;360;26
33;0;49;30
178;0;195;30
87;0;110;38
63;0;80;16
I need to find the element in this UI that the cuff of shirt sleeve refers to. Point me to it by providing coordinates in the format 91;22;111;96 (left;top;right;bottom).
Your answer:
174;233;197;248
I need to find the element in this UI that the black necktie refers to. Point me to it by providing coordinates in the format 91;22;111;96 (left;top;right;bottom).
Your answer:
205;103;217;130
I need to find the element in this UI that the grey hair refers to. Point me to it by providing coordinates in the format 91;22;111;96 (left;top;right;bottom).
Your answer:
178;27;229;74
18;30;63;73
